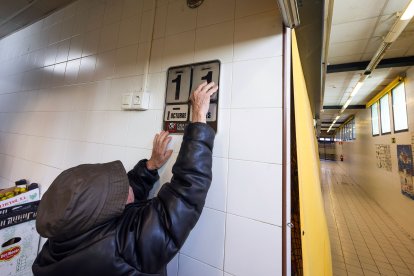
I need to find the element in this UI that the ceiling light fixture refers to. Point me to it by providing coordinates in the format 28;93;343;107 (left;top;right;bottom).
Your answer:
401;0;414;20
327;115;341;133
338;0;414;118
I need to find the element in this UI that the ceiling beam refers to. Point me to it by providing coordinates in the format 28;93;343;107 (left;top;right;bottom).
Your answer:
322;105;365;109
327;56;414;73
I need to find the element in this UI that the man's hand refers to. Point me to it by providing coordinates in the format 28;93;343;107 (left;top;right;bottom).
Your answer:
190;81;219;123
147;131;173;170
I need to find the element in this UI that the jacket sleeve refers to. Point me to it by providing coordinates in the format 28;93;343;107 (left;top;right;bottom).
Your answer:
127;159;159;201
136;123;215;273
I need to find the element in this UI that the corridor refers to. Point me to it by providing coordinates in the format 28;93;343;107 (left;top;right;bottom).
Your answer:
321;161;414;276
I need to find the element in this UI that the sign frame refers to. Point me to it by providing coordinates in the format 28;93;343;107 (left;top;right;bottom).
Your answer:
163;60;221;134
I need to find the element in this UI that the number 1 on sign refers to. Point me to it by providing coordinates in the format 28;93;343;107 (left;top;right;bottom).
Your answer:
201;71;213;83
172;75;182;100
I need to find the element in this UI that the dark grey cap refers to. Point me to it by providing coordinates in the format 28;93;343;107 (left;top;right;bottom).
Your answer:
36;161;129;241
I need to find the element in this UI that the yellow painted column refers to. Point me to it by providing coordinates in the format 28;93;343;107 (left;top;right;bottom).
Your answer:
292;29;333;276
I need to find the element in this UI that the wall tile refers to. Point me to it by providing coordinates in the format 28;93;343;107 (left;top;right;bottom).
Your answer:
100;144;128;164
103;111;131;145
178;254;223;276
75;80;111;111
9;158;37;186
7;134;28;159
0;154;14;182
107;75;143;110
167;254;179;276
163;31;195;71
64;59;81;85
197;0;235;28
63;2;77;20
229;108;282;164
52;62;67;87
140;9;155;42
83;111;107;143
143;0;155;11
118;16;142;48
195;21;234;64
60;18;75;41
213;109;231;158
94;50;117;80
40;66;55;89
82;29;100;57
98;22;120;52
21;69;42;91
44;44;58;66
154;4;168;39
235;0;277;18
234;10;282;61
147;72;167;109
122;0;144;19
166;1;197;36
47;23;62;45
68;35;83;61
231;57;282;108
181;208;225;268
103;0;123;25
205;157;228;212
149;38;165;73
78;55;97;83
126;110;163;149
123;147;153;172
86;3;105;31
224;214;282;276
63;141;103;169
227;159;282;225
114;44;139;77
72;10;88;36
25;136;66;168
67;111;87;141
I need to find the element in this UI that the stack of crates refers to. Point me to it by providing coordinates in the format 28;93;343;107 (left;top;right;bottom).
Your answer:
0;181;40;276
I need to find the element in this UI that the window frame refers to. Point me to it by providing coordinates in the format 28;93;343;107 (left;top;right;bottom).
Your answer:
391;82;409;133
371;102;380;136
379;94;391;135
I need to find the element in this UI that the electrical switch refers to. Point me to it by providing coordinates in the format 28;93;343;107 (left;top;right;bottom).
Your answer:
122;93;133;110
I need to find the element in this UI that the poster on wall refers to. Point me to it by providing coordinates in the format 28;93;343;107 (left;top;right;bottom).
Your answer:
397;145;414;199
375;144;392;172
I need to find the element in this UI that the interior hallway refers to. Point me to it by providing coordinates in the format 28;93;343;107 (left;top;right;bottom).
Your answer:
321;161;414;276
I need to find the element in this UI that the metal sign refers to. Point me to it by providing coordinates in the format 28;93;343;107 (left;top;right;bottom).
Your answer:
163;60;220;134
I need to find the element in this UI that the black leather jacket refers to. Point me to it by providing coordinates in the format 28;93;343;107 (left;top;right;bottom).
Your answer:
32;123;215;276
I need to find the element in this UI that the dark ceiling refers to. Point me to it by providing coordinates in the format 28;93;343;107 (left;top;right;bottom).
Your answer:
0;0;77;39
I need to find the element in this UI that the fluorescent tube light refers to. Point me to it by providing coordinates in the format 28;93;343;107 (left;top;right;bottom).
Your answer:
327;116;341;133
402;0;414;20
341;98;353;113
350;81;364;97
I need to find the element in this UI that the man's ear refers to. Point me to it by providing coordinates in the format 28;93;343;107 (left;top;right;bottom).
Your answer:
126;186;135;204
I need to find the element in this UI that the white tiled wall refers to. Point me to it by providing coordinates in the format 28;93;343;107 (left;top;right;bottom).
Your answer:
337;67;414;238
0;0;284;275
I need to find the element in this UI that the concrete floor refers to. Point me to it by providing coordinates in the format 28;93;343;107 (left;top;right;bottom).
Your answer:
321;161;414;276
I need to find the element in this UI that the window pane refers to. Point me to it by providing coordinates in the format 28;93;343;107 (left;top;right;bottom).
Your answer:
392;83;408;132
371;103;379;135
380;95;391;134
352;119;356;139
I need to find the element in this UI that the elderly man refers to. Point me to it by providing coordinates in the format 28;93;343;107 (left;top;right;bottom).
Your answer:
32;82;218;276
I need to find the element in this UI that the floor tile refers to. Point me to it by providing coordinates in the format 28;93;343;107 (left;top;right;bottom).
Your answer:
320;161;414;276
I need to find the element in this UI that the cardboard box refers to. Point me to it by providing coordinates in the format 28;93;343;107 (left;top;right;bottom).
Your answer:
0;201;40;276
0;189;40;210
